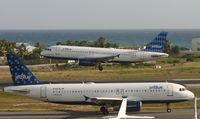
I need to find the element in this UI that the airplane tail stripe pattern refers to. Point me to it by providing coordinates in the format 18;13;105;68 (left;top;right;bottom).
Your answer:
7;54;40;86
144;32;168;53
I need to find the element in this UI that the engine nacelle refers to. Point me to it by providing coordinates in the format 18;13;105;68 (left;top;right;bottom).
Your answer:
113;100;142;112
126;100;142;112
79;59;95;66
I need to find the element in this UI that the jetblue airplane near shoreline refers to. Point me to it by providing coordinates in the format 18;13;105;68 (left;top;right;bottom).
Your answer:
41;32;169;71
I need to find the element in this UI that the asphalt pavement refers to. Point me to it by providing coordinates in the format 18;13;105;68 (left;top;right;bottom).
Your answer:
0;109;198;119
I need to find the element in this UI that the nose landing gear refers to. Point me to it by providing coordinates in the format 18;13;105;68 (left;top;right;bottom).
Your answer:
166;103;171;113
98;64;103;71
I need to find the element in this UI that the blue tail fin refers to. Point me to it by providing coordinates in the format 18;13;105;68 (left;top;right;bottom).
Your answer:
144;32;168;52
6;53;40;86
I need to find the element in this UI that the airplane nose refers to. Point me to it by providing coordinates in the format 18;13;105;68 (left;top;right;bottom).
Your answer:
188;91;195;100
162;53;169;57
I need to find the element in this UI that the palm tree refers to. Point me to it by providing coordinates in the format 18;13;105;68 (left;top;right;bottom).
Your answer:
0;40;16;56
16;44;29;59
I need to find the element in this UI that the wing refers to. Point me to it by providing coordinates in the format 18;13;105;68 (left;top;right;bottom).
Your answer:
79;54;120;62
119;99;154;119
86;96;141;106
88;97;122;106
99;98;155;119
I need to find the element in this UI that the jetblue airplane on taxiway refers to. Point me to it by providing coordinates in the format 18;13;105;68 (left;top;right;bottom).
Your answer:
3;54;194;118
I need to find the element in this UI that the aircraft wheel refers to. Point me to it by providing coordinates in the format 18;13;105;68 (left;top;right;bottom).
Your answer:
167;108;171;113
98;64;103;71
100;106;109;115
166;103;171;113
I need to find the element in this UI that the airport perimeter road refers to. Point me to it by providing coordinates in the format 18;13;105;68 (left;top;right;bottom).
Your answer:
0;109;198;119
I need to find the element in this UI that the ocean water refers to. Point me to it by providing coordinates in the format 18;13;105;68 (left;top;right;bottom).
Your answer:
0;29;200;49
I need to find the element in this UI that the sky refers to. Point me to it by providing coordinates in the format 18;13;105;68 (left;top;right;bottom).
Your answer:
0;0;200;30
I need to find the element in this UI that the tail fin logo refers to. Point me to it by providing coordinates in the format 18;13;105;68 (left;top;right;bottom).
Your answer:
15;73;32;81
144;31;168;53
150;45;162;49
7;53;41;86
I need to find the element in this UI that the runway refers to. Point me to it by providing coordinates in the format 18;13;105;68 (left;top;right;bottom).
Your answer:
0;109;198;119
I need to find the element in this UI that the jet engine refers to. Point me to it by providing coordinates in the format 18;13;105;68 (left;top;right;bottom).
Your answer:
79;59;95;66
113;100;142;112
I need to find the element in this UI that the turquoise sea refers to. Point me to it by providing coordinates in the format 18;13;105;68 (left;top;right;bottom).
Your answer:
0;29;200;49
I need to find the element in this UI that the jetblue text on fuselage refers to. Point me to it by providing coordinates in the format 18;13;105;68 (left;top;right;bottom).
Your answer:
149;85;163;90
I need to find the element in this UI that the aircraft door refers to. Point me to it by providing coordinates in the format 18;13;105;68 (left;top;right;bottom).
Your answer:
116;89;120;95
40;86;47;98
89;51;93;56
120;89;124;95
131;52;136;59
140;52;144;60
167;85;173;96
116;89;124;96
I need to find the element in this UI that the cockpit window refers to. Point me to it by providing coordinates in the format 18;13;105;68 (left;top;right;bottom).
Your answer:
45;48;51;51
179;88;186;91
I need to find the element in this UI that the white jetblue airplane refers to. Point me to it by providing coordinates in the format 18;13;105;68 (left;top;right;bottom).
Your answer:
41;32;169;71
3;54;194;117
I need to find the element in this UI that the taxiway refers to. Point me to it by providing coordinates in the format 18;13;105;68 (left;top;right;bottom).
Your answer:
0;109;198;119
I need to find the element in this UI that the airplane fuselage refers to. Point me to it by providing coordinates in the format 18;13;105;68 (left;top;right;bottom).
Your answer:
41;45;168;63
4;82;194;105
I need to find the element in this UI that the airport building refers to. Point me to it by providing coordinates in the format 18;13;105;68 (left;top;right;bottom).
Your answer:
16;43;36;52
192;38;200;51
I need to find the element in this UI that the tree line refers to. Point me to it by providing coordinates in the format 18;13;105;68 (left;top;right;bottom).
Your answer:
56;37;119;48
0;40;43;60
0;38;184;59
163;40;184;56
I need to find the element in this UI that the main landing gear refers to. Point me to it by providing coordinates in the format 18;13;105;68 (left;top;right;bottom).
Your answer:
166;103;171;113
98;64;103;71
100;106;109;115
